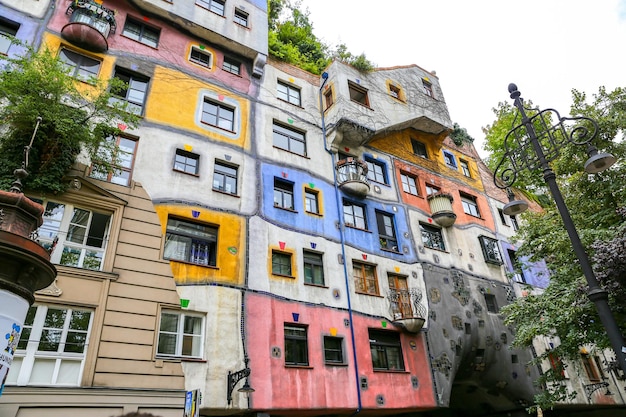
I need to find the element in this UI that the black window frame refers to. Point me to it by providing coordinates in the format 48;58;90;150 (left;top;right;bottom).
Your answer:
303;250;324;286
272;121;306;156
122;16;160;48
173;149;200;175
284;324;308;366
273;178;294;210
479;235;503;265
58;48;102;80
369;329;404;371
411;139;428;158
343;200;367;230
304;188;319;214
460;159;471;177
348;80;370;107
196;0;225;16
376;211;398;252
0;18;19;55
277;80;301;106
425;183;440;196
323;336;344;364
365;157;387;184
421;223;445;251
164;217;218;267
110;67;149;115
213;160;238;195
484;293;499;313
189;46;213;68
272;250;292;276
233;8;249;27
461;192;480;217
422;79;434;98
222;57;241;75
201;98;235;132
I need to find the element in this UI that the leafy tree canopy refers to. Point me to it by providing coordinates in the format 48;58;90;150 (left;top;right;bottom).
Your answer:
488;86;626;410
0;44;139;194
268;0;374;74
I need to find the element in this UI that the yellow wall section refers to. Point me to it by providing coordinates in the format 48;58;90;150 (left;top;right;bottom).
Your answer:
155;205;245;285
146;67;250;150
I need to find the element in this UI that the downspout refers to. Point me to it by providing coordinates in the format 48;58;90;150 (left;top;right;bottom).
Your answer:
319;71;362;415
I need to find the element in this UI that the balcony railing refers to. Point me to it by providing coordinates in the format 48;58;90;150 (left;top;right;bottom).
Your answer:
427;192;456;227
336;157;369;197
62;0;117;52
388;288;427;333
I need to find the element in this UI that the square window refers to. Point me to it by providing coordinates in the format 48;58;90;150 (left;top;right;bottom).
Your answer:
222;57;241;75
365;158;387;184
400;172;419;196
303;250;324;285
343;200;366;230
189;47;212;68
461;193;480;217
274;178;294;210
272;251;292;276
273;122;306;156
425;183;440;196
173;149;200;175
0;19;19;55
157;311;204;358
304;188;319;214
277;80;301;106
164;217;217;266
369;329;404;371
109;68;149;115
353;261;379;295
460;159;471;177
376;211;398;251
196;0;225;15
284;324;308;366
348;81;369;107
122;17;160;48
59;48;101;80
421;223;445;251
234;8;249;26
479;235;503;265
202;98;235;131
388;275;412;320
484;293;499;313
422;79;434;98
213;161;238;194
323;336;344;364
443;150;457;168
90;135;138;186
411;139;428;158
389;84;401;99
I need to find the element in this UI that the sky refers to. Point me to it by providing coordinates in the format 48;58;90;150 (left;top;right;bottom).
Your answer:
298;0;626;158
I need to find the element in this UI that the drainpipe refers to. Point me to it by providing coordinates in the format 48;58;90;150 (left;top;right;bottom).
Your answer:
319;71;362;415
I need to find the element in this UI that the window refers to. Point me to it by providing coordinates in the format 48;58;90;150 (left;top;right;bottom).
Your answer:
213;161;238;194
400;172;419;196
421;223;445;251
376;211;398;251
277;80;301;106
189;47;212;68
90;135;138;186
303;250;324;285
324;88;333;109
353;261;379;295
202;98;235;131
273;122;306;156
196;0;225;15
510;215;519;231
7;305;92;386
272;250;292;276
548;352;566;379
273;178;294;210
174;149;200;175
443;150;457;168
157;311;203;358
484;293;499;313
425;183;440;196
348;81;369;107
323;336;344;364
389;84;401;99
479;236;502;265
343;200;366;229
0;19;19;55
304;188;319;214
365;158;386;184
369;329;404;371
411;139;428;158
37;200;111;271
507;249;526;283
222;57;241;75
109;68;149;115
234;8;249;26
388;275;412;320
581;354;601;382
422;79;433;98
284;325;308;366
122;17;160;47
460;159;471;177
164;218;217;266
59;48;101;80
461;193;480;217
498;208;508;226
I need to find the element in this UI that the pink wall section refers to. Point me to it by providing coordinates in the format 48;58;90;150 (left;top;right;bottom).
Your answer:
246;293;436;412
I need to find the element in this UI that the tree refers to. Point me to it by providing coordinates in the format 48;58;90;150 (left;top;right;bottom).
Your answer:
0;45;139;194
488;86;626;410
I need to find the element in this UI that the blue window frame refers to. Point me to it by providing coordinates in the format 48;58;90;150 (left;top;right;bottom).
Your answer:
443;150;457;168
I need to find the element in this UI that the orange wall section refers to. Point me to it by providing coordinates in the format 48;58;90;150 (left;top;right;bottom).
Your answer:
155;205;245;285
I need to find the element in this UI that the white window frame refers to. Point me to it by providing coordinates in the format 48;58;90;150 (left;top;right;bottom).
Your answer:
461;193;480;217
189;46;213;68
7;305;93;387
157;310;205;359
400;172;418;196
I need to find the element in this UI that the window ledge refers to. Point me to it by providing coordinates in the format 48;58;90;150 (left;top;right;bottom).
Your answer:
305;210;323;217
285;364;313;369
272;273;296;279
350;99;373;110
355;291;384;298
380;247;402;255
325;362;348;367
172;168;200;177
54;265;119;282
273;205;298;213
272;146;309;159
344;225;371;233
213;188;240;198
373;369;409;373
304;283;328;289
277;98;303;108
167;259;218;269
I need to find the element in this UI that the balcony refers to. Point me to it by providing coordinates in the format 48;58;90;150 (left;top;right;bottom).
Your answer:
336;157;369;197
428;192;456;227
388;288;427;333
62;0;117;52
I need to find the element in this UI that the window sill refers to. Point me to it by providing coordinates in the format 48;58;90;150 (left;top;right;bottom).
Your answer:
344;225;371;233
173;168;200;177
355;291;384;298
272;146;309;159
272;273;295;279
373;368;409;373
200;120;236;134
213;188;240;197
120;34;159;50
222;68;243;78
155;355;205;363
54;265;119;281
273;205;298;213
305;210;323;217
423;246;448;254
325;362;348;367
304;282;328;289
234;22;250;29
277;98;303;108
166;259;218;269
380;247;402;255
350;99;373;110
285;364;313;369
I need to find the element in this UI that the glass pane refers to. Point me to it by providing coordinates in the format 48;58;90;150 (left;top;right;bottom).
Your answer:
182;334;201;357
39;329;62;351
83;250;103;271
184;316;202;335
164;234;191;261
5;357;21;384
86;212;109;248
70;310;91;330
160;313;179;332
60;246;82;267
44;308;67;328
29;358;56;384
65;332;87;353
157;333;177;355
57;360;81;384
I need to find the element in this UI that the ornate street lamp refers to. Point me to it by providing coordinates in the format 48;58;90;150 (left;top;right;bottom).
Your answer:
226;355;254;405
493;83;626;375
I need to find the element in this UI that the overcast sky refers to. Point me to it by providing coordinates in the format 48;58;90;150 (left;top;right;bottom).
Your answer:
298;0;626;157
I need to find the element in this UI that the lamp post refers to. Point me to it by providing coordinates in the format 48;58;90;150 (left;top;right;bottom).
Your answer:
493;83;626;375
226;355;254;405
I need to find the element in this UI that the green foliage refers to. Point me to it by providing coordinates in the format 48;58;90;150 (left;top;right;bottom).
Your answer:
495;86;626;410
0;45;139;194
267;0;375;74
449;122;474;146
